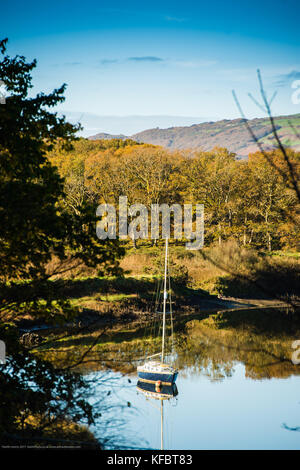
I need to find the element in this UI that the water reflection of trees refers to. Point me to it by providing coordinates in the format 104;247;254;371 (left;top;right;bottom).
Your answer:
1;319;142;448
0;352;98;447
31;308;300;446
36;310;300;383
84;371;146;449
179;321;299;380
0;350;144;448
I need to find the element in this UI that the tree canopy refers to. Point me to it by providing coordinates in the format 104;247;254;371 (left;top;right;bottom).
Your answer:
0;38;124;445
49;138;300;252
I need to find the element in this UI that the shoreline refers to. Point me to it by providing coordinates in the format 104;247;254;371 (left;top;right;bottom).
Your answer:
17;295;297;341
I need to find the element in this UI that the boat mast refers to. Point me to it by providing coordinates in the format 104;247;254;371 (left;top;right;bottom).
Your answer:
161;399;164;450
161;237;168;363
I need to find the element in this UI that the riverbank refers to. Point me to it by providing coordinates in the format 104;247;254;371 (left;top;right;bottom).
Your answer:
16;280;299;344
4;242;298;373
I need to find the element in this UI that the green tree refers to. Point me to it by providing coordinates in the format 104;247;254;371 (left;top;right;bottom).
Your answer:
0;38;124;296
0;38;124;444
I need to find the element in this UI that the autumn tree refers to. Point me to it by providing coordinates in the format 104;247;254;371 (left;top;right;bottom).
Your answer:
0;39;124;291
181;147;238;244
247;150;299;251
0;39;124;444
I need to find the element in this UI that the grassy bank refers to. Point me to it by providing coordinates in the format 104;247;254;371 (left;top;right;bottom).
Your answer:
63;241;300;321
2;415;100;448
15;241;298;336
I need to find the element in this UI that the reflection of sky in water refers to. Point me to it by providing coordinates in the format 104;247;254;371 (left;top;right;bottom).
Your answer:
89;363;300;450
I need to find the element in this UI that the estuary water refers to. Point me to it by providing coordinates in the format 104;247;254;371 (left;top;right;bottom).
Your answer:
83;315;300;450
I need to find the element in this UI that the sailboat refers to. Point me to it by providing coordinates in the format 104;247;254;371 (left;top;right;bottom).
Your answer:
137;238;178;385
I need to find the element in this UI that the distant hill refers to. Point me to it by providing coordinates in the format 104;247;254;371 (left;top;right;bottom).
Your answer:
88;113;300;158
61;112;216;137
89;132;127;141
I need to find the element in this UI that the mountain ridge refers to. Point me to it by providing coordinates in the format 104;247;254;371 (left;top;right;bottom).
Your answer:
88;113;300;158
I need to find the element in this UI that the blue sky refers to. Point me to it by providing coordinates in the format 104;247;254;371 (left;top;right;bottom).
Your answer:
2;0;300;132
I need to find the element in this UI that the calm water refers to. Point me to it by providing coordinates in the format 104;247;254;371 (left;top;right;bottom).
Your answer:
83;318;300;450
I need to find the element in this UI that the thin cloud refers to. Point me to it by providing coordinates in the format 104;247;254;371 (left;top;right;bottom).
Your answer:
100;59;119;65
99;57;164;66
51;62;82;67
128;56;164;62
165;15;187;23
98;57;216;68
275;70;300;87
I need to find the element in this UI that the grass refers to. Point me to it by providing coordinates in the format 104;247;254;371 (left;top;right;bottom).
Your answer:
12;241;298;334
267;250;300;259
121;241;299;297
12;414;99;448
120;243;225;287
40;242;299;326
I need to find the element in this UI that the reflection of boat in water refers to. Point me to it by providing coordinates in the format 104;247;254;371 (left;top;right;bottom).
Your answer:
137;238;178;385
137;380;178;400
137;378;178;450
